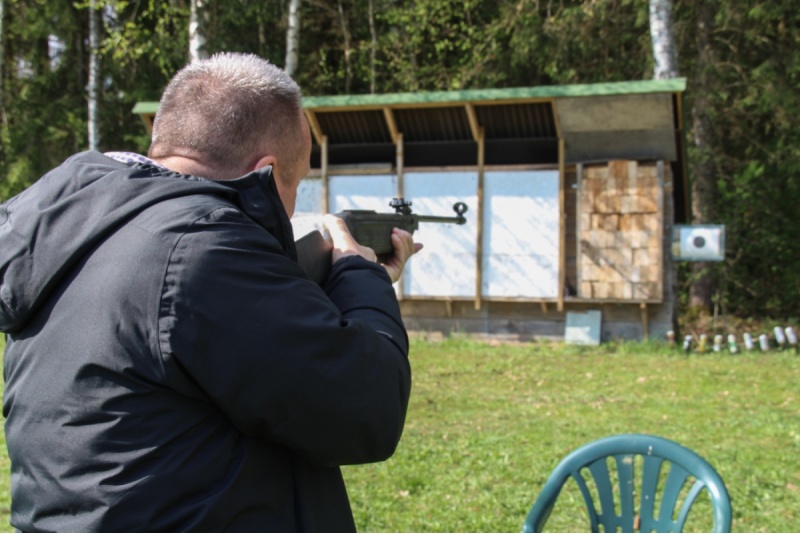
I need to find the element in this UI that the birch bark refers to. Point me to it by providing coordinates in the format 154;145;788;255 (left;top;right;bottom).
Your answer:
285;0;301;76
649;0;679;79
88;0;101;151
189;0;208;62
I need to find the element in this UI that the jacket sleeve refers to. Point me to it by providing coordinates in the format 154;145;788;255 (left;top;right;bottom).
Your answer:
158;206;411;467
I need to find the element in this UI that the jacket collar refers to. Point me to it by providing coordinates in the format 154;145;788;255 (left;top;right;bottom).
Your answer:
215;166;298;262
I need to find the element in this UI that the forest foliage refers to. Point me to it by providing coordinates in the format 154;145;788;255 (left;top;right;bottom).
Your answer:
0;0;798;320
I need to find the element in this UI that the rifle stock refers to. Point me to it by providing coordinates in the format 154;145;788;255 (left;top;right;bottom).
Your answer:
295;229;334;285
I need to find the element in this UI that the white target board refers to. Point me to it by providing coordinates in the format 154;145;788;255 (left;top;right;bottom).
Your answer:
326;174;400;290
294;170;562;300
294;177;324;217
672;225;725;261
328;174;397;212
402;172;479;297
482;170;560;298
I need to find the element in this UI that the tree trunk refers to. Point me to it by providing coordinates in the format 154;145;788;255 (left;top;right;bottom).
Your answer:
688;0;717;310
285;0;301;77
189;0;208;63
648;0;679;79
648;0;681;331
88;0;101;151
336;0;352;93
0;0;5;134
368;0;376;93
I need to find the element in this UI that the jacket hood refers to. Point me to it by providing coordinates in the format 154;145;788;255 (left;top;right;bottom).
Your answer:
0;151;295;333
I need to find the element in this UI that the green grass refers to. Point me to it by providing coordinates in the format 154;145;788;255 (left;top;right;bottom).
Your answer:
343;337;800;532
0;336;798;531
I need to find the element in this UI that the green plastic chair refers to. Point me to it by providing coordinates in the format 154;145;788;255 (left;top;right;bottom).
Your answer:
522;434;732;533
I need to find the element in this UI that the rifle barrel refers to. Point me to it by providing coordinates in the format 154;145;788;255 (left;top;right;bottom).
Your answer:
415;214;467;225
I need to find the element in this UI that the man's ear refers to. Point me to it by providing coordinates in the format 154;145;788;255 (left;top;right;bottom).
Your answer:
252;155;277;172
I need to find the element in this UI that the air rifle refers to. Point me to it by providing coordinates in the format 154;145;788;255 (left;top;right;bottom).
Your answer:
295;198;468;285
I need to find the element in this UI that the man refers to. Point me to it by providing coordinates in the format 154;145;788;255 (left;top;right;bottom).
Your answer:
0;53;419;531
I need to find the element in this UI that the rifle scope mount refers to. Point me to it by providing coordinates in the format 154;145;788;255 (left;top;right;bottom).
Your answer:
390;197;468;221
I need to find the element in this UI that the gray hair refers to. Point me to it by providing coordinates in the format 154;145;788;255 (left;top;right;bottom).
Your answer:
149;53;304;178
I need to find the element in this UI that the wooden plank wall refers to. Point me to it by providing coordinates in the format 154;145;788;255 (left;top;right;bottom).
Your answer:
577;161;665;302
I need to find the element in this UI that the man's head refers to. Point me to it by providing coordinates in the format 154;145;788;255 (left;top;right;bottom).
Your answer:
148;52;311;215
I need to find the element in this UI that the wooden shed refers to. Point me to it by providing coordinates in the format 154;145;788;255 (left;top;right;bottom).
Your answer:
134;78;689;342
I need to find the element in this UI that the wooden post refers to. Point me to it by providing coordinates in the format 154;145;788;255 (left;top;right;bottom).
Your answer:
321;135;329;213
475;127;486;310
396;132;404;199
641;302;649;340
395;132;405;301
575;163;584;297
656;160;665;300
558;137;566;312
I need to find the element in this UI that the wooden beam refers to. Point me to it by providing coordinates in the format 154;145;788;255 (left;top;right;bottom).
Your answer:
304;110;325;146
396;132;404;198
142;114;155;135
475;127;486;311
575;163;584;298
465;103;481;142
641;302;649;340
321;135;329;213
545;99;561;141
396;132;405;301
656;160;665;301
558;138;566;312
383;107;400;144
675;92;691;221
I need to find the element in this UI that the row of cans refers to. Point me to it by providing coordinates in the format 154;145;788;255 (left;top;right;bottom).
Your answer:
667;327;799;353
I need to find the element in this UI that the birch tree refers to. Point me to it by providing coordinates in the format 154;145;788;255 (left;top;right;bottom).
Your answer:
88;0;101;151
285;0;301;76
648;0;678;79
189;0;208;62
649;0;682;325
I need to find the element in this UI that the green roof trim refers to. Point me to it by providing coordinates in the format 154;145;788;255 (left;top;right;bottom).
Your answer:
132;102;159;114
302;78;687;109
132;78;686;116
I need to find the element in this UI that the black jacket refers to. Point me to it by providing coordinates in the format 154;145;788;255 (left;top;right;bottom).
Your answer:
0;151;412;532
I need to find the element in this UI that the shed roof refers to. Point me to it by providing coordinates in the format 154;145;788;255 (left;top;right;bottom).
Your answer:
302;78;685;109
133;78;689;219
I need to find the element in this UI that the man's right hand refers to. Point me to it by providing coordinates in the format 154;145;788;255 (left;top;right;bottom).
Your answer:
323;215;422;284
323;214;378;265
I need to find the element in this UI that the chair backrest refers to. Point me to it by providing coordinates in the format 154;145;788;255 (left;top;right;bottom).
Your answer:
522;434;732;533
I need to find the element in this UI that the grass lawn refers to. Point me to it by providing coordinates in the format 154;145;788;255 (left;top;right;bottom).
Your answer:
0;336;798;531
344;337;800;532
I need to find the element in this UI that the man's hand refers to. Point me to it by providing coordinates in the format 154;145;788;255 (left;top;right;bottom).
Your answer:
323;215;423;284
382;228;423;283
324;214;377;264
